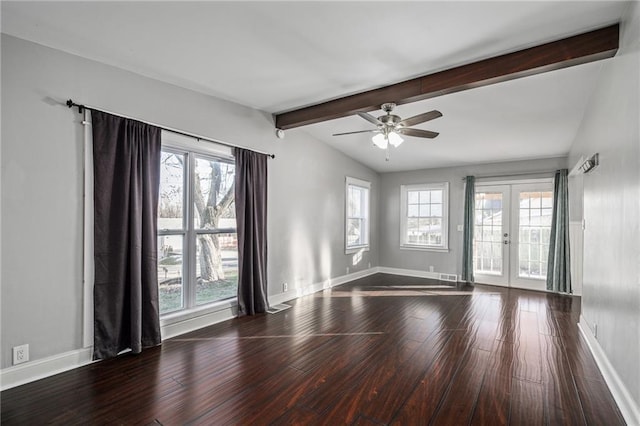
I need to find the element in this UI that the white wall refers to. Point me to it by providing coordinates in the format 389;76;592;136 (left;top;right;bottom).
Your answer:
378;157;567;277
568;1;640;417
0;35;378;370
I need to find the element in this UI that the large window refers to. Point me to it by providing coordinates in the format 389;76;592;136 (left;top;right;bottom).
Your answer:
345;176;370;253
400;182;449;251
158;144;237;315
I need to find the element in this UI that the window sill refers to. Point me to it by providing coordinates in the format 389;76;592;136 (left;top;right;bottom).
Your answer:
345;245;370;255
400;245;449;253
160;298;237;327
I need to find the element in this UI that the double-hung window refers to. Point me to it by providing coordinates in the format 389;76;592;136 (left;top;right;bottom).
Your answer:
400;182;449;251
345;177;370;253
157;135;238;315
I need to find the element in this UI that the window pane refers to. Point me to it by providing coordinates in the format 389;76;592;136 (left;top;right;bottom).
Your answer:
349;186;364;217
517;190;552;280
347;218;363;246
194;157;236;230
530;262;540;276
430;190;442;204
159;151;184;230
419;204;430;217
474;191;504;276
475;210;483;225
493;211;502;225
196;233;238;305
408;191;419;204
408;205;419;217
347;181;369;249
158;235;184;314
419;191;430;203
431;204;442;217
474;225;483;241
541;208;553;226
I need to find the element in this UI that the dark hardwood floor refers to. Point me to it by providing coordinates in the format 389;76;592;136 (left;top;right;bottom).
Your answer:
1;274;625;425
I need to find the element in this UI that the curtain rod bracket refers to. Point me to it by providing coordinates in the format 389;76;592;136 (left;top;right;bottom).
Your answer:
67;99;84;114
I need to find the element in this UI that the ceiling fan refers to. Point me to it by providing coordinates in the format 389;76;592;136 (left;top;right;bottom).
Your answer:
333;103;442;151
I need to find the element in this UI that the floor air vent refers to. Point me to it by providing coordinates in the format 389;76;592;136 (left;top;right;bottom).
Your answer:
267;304;292;314
439;273;458;283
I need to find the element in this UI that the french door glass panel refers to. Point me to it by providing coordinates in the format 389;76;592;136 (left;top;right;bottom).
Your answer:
509;184;553;289
474;186;510;286
474;182;553;289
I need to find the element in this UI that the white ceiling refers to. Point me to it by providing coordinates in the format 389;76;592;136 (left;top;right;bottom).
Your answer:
1;1;629;172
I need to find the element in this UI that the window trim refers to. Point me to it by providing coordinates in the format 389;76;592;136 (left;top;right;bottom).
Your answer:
345;176;371;254
400;182;449;252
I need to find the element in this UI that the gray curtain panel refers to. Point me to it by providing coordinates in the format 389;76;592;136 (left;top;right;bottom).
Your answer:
92;110;162;360
462;176;475;283
234;148;269;315
547;169;572;293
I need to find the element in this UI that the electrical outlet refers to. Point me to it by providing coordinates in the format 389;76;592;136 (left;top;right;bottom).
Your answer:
346;267;350;274
368;262;371;268
13;344;29;365
283;282;288;292
429;266;435;272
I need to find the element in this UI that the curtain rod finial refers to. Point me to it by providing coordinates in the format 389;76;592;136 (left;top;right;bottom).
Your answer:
67;99;84;113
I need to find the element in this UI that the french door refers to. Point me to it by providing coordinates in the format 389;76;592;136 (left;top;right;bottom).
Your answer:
473;182;553;290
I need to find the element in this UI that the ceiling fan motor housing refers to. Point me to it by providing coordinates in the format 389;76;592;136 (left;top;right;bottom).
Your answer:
378;103;402;129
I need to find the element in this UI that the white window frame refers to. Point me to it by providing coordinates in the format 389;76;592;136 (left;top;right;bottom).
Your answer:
400;182;449;252
159;132;237;318
345;176;371;254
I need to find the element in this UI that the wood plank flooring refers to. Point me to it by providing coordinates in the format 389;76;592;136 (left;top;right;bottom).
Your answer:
1;274;625;425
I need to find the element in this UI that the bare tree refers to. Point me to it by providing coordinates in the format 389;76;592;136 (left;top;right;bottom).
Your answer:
194;161;234;282
159;154;234;283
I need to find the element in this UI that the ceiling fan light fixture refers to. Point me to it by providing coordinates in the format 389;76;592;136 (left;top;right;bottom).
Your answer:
372;133;388;149
388;131;404;147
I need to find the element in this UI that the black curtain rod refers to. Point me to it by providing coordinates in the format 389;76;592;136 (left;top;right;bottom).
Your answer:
66;99;275;159
461;170;557;181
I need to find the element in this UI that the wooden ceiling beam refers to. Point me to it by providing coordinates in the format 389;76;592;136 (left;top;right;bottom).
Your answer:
275;24;619;130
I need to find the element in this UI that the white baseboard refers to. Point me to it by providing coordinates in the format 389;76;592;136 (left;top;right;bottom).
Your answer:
1;267;379;391
160;303;238;340
578;316;640;425
376;266;445;280
1;347;94;391
268;267;378;306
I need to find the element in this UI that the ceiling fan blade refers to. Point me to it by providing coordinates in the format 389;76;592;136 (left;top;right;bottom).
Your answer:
397;128;439;139
357;112;383;126
332;129;378;136
398;110;443;128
